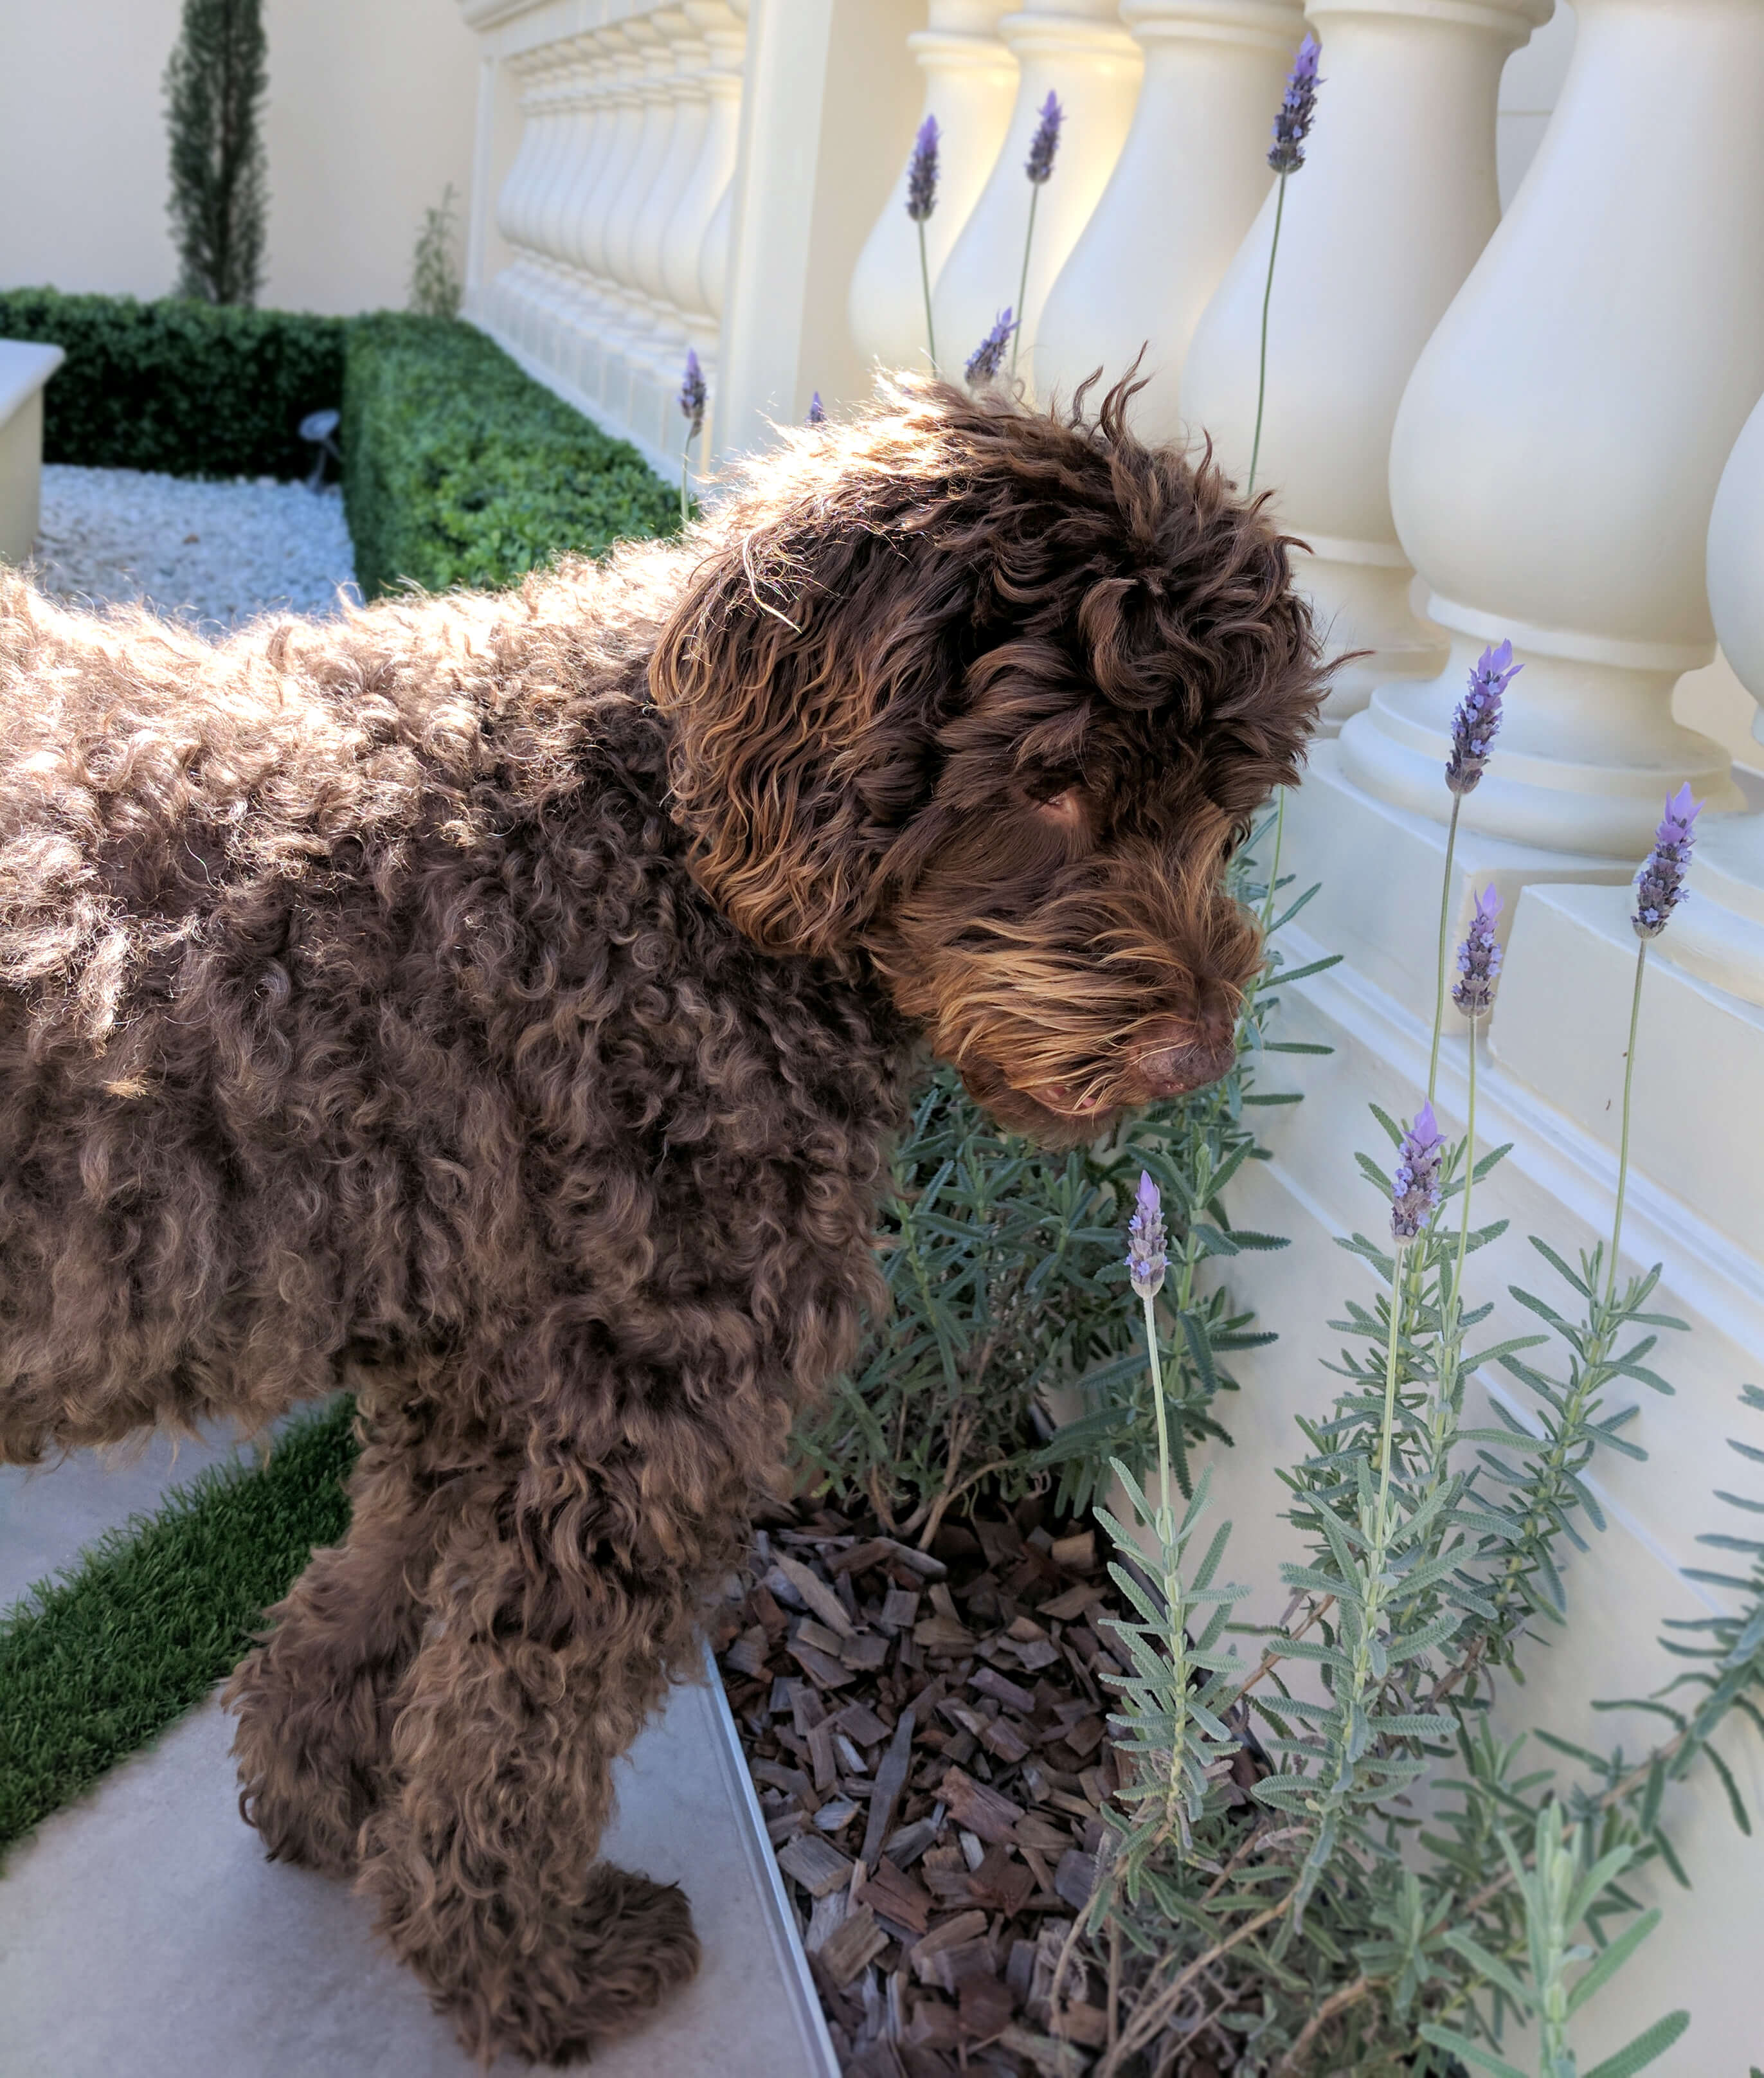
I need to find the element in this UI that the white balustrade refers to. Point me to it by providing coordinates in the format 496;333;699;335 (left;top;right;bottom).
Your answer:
1342;0;1764;856
930;0;1142;392
1658;390;1764;1004
847;2;1019;379
1180;0;1549;728
1034;0;1303;435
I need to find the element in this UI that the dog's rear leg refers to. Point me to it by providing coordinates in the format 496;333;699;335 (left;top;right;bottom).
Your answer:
354;1471;707;2066
225;1392;447;1876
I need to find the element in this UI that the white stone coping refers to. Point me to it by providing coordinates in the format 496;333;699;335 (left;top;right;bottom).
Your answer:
0;339;65;427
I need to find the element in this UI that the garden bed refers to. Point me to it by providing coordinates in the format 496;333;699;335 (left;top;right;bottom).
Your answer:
712;1492;1140;2078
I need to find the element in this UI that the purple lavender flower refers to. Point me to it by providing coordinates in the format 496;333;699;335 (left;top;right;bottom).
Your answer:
807;392;826;425
965;307;1018;386
1025;91;1063;185
679;349;706;440
906;114;940;222
1390;1102;1444;1245
1632;784;1701;939
1268;33;1322;176
1445;638;1522;797
1453;885;1504;1020
1126;1171;1169;1300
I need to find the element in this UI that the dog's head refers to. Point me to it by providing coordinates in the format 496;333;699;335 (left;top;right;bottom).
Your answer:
648;372;1327;1146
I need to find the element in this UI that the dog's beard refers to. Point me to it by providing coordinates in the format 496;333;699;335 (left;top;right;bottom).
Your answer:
871;861;1261;1145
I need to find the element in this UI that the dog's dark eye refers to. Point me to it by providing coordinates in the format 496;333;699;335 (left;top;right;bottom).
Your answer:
1032;789;1087;834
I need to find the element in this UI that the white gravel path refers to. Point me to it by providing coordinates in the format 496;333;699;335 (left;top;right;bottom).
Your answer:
30;463;359;631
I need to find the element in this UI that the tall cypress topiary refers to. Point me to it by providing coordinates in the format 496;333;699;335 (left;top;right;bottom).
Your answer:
163;0;269;307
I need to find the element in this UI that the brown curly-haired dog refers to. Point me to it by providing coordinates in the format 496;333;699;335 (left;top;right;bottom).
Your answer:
0;374;1321;2063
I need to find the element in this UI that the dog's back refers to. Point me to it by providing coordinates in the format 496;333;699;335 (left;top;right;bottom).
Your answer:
0;568;906;1467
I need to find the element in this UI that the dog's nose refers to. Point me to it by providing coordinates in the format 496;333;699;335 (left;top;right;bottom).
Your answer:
1133;1013;1237;1098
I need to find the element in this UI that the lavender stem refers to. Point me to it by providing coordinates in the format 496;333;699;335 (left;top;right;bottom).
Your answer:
1247;174;1288;498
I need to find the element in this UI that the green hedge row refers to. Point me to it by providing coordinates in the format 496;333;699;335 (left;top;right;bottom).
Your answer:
0;287;346;481
340;314;678;597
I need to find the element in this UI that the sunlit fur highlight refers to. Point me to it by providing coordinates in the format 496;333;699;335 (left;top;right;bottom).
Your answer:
0;368;1323;2064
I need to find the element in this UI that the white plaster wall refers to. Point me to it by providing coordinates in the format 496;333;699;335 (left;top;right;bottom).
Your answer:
0;0;480;315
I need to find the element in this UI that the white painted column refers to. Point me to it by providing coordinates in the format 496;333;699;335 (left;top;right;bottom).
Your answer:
847;1;1019;378
930;0;1142;393
694;0;753;339
1343;0;1764;856
1034;0;1303;435
1657;392;1764;1004
1180;0;1549;728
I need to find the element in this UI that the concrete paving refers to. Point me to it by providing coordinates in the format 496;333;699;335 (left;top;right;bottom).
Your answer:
0;1422;264;1612
0;1440;835;2078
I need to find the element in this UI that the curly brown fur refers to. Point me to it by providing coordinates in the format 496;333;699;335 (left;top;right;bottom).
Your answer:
0;372;1322;2061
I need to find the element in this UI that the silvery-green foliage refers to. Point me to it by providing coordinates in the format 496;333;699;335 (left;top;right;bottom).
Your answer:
1418;1805;1687;2078
1098;1463;1248;1868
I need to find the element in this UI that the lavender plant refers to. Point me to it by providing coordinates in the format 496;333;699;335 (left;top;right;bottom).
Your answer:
905;113;941;372
966;307;1019;388
1013;91;1063;376
678;348;706;526
1430;640;1524;1099
1248;35;1321;496
792;827;1318;1549
1064;680;1761;2072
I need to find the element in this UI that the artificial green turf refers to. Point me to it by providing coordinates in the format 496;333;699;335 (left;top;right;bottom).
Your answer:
0;1395;359;1861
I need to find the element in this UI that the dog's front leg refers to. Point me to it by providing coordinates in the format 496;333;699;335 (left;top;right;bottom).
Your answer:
226;1390;450;1876
354;1461;708;2067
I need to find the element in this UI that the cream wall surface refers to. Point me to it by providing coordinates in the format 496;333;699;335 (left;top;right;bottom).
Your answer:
0;0;479;315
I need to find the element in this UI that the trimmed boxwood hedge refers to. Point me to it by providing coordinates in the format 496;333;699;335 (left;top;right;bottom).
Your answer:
341;314;679;597
0;287;345;482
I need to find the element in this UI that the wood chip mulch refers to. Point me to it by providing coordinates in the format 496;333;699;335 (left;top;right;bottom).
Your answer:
712;1496;1133;2078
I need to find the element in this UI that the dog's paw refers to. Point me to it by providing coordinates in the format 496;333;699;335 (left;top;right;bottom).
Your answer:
434;1864;701;2067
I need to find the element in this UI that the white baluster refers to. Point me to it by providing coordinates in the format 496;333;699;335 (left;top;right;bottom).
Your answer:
847;2;1019;379
931;1;1142;390
1180;0;1549;728
577;24;652;401
550;40;622;383
662;1;746;336
513;53;580;351
619;8;714;437
695;0;752;332
597;14;678;408
1342;0;1764;856
1034;0;1303;435
530;41;602;362
1654;391;1764;1004
491;51;553;337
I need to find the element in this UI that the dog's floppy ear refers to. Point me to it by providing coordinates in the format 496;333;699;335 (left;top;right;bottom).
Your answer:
649;497;970;958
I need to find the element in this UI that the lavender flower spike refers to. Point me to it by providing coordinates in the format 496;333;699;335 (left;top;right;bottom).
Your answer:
906;114;940;222
1126;1171;1169;1300
1633;783;1701;939
965;307;1018;386
1025;91;1063;185
1268;33;1321;175
807;392;826;425
678;348;706;440
1452;885;1504;1020
1445;638;1522;797
1390;1102;1444;1245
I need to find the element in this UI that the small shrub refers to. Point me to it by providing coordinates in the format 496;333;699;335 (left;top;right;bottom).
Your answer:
408;186;464;321
0;288;344;480
163;0;269;307
340;314;678;597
